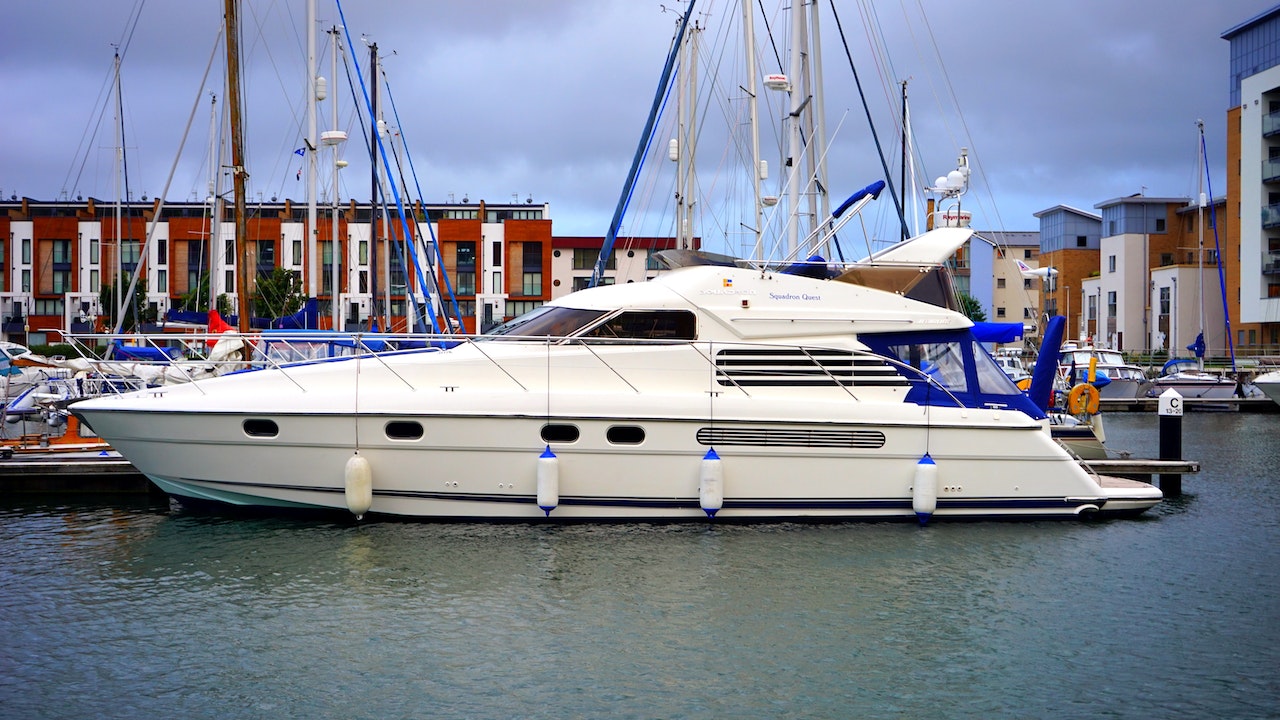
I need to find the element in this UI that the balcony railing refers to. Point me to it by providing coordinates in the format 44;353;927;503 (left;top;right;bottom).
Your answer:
1264;204;1280;229
1263;252;1280;275
1264;158;1280;183
1264;110;1280;136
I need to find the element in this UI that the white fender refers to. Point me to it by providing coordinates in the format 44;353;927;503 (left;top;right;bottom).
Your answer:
912;453;938;525
344;453;373;519
699;448;724;518
537;446;559;515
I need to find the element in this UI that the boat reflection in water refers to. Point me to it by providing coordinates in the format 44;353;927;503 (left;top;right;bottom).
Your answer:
72;228;1161;523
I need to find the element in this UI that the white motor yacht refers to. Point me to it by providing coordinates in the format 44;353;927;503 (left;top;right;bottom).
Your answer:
71;230;1160;523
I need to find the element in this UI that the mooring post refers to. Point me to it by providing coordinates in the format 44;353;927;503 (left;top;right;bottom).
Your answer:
1158;388;1183;496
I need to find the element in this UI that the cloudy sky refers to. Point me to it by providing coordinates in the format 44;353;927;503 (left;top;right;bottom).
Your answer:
0;0;1269;255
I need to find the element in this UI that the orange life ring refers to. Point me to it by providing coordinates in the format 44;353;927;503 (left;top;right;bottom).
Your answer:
1066;383;1101;415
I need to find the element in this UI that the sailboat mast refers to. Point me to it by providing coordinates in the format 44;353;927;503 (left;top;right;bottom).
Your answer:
329;26;342;331
369;42;380;331
225;0;252;332
112;50;125;328
741;0;764;262
1197;119;1207;367
807;0;830;250
306;0;319;302
784;0;804;257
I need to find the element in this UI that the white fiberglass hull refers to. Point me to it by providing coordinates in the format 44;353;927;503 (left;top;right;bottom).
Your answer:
73;349;1159;522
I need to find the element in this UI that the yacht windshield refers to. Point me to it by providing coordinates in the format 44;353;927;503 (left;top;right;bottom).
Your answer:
484;306;609;338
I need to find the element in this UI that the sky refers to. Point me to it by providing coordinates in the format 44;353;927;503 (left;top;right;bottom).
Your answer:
0;0;1271;255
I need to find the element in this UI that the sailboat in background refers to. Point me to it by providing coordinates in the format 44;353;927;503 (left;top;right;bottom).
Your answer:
1149;120;1238;400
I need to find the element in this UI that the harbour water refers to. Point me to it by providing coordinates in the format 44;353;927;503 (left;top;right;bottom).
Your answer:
1;412;1277;719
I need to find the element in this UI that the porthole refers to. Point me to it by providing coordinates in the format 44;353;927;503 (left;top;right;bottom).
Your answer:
627;249;635;257
385;421;424;440
541;423;580;443
243;418;279;438
553;249;562;257
606;425;645;444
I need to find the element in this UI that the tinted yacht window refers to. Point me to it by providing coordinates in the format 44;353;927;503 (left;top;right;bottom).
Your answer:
581;310;696;340
484;306;608;338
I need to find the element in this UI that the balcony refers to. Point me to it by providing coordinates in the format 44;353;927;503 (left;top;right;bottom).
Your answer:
1263;252;1280;275
1264;158;1280;183
1265;110;1280;137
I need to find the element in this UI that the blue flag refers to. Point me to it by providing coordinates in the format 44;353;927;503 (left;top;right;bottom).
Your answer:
293;147;305;156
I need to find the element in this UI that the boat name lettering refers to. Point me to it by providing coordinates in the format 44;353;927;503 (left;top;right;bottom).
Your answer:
700;288;758;295
768;292;822;301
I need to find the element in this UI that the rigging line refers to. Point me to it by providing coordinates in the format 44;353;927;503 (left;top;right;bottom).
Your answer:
594;1;695;288
827;0;908;243
379;71;455;333
65;56;121;198
910;0;1010;235
335;1;422;337
113;28;225;335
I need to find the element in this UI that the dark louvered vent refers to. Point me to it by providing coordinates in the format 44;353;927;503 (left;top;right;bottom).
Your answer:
714;348;907;387
696;427;886;449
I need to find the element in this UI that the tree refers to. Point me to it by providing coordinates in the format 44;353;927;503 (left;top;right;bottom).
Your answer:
957;291;987;322
252;267;306;320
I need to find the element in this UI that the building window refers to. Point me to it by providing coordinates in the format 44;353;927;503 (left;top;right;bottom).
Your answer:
256;240;275;277
1025;249;1034;259
1023;307;1034;319
22;238;31;264
522;272;542;296
359;240;369;265
90;238;100;264
157;241;167;265
573;248;614;270
1107;291;1117;319
90;269;100;292
492;241;502;265
456;272;476;295
293;239;303;266
1024;279;1032;289
1108;255;1116;273
1155;218;1166;233
996;278;1006;289
492;271;503;294
52;239;72;265
22;269;31;292
52;270;71;294
1076;236;1088;248
121;240;141;271
157;269;167;291
996;307;1006;318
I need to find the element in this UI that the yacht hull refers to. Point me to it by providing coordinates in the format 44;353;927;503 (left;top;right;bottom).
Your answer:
76;403;1159;521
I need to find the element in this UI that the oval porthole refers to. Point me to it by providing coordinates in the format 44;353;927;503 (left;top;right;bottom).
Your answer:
606;425;645;445
627;249;635;258
540;423;580;443
243;418;279;438
385;420;424;440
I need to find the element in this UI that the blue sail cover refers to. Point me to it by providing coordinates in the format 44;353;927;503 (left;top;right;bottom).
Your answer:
971;322;1024;344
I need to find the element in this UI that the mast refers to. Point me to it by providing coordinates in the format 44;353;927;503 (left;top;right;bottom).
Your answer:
226;0;252;332
369;41;380;330
306;0;319;303
112;50;125;328
784;0;804;257
1196;119;1207;368
328;26;343;331
741;0;764;262
674;18;699;250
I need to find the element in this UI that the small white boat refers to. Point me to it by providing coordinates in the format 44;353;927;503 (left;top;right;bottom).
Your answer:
1059;343;1151;400
1252;369;1280;406
1149;358;1237;400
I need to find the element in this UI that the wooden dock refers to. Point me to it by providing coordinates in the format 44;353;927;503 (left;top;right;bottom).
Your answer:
0;451;158;494
1099;396;1278;413
1082;457;1200;482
